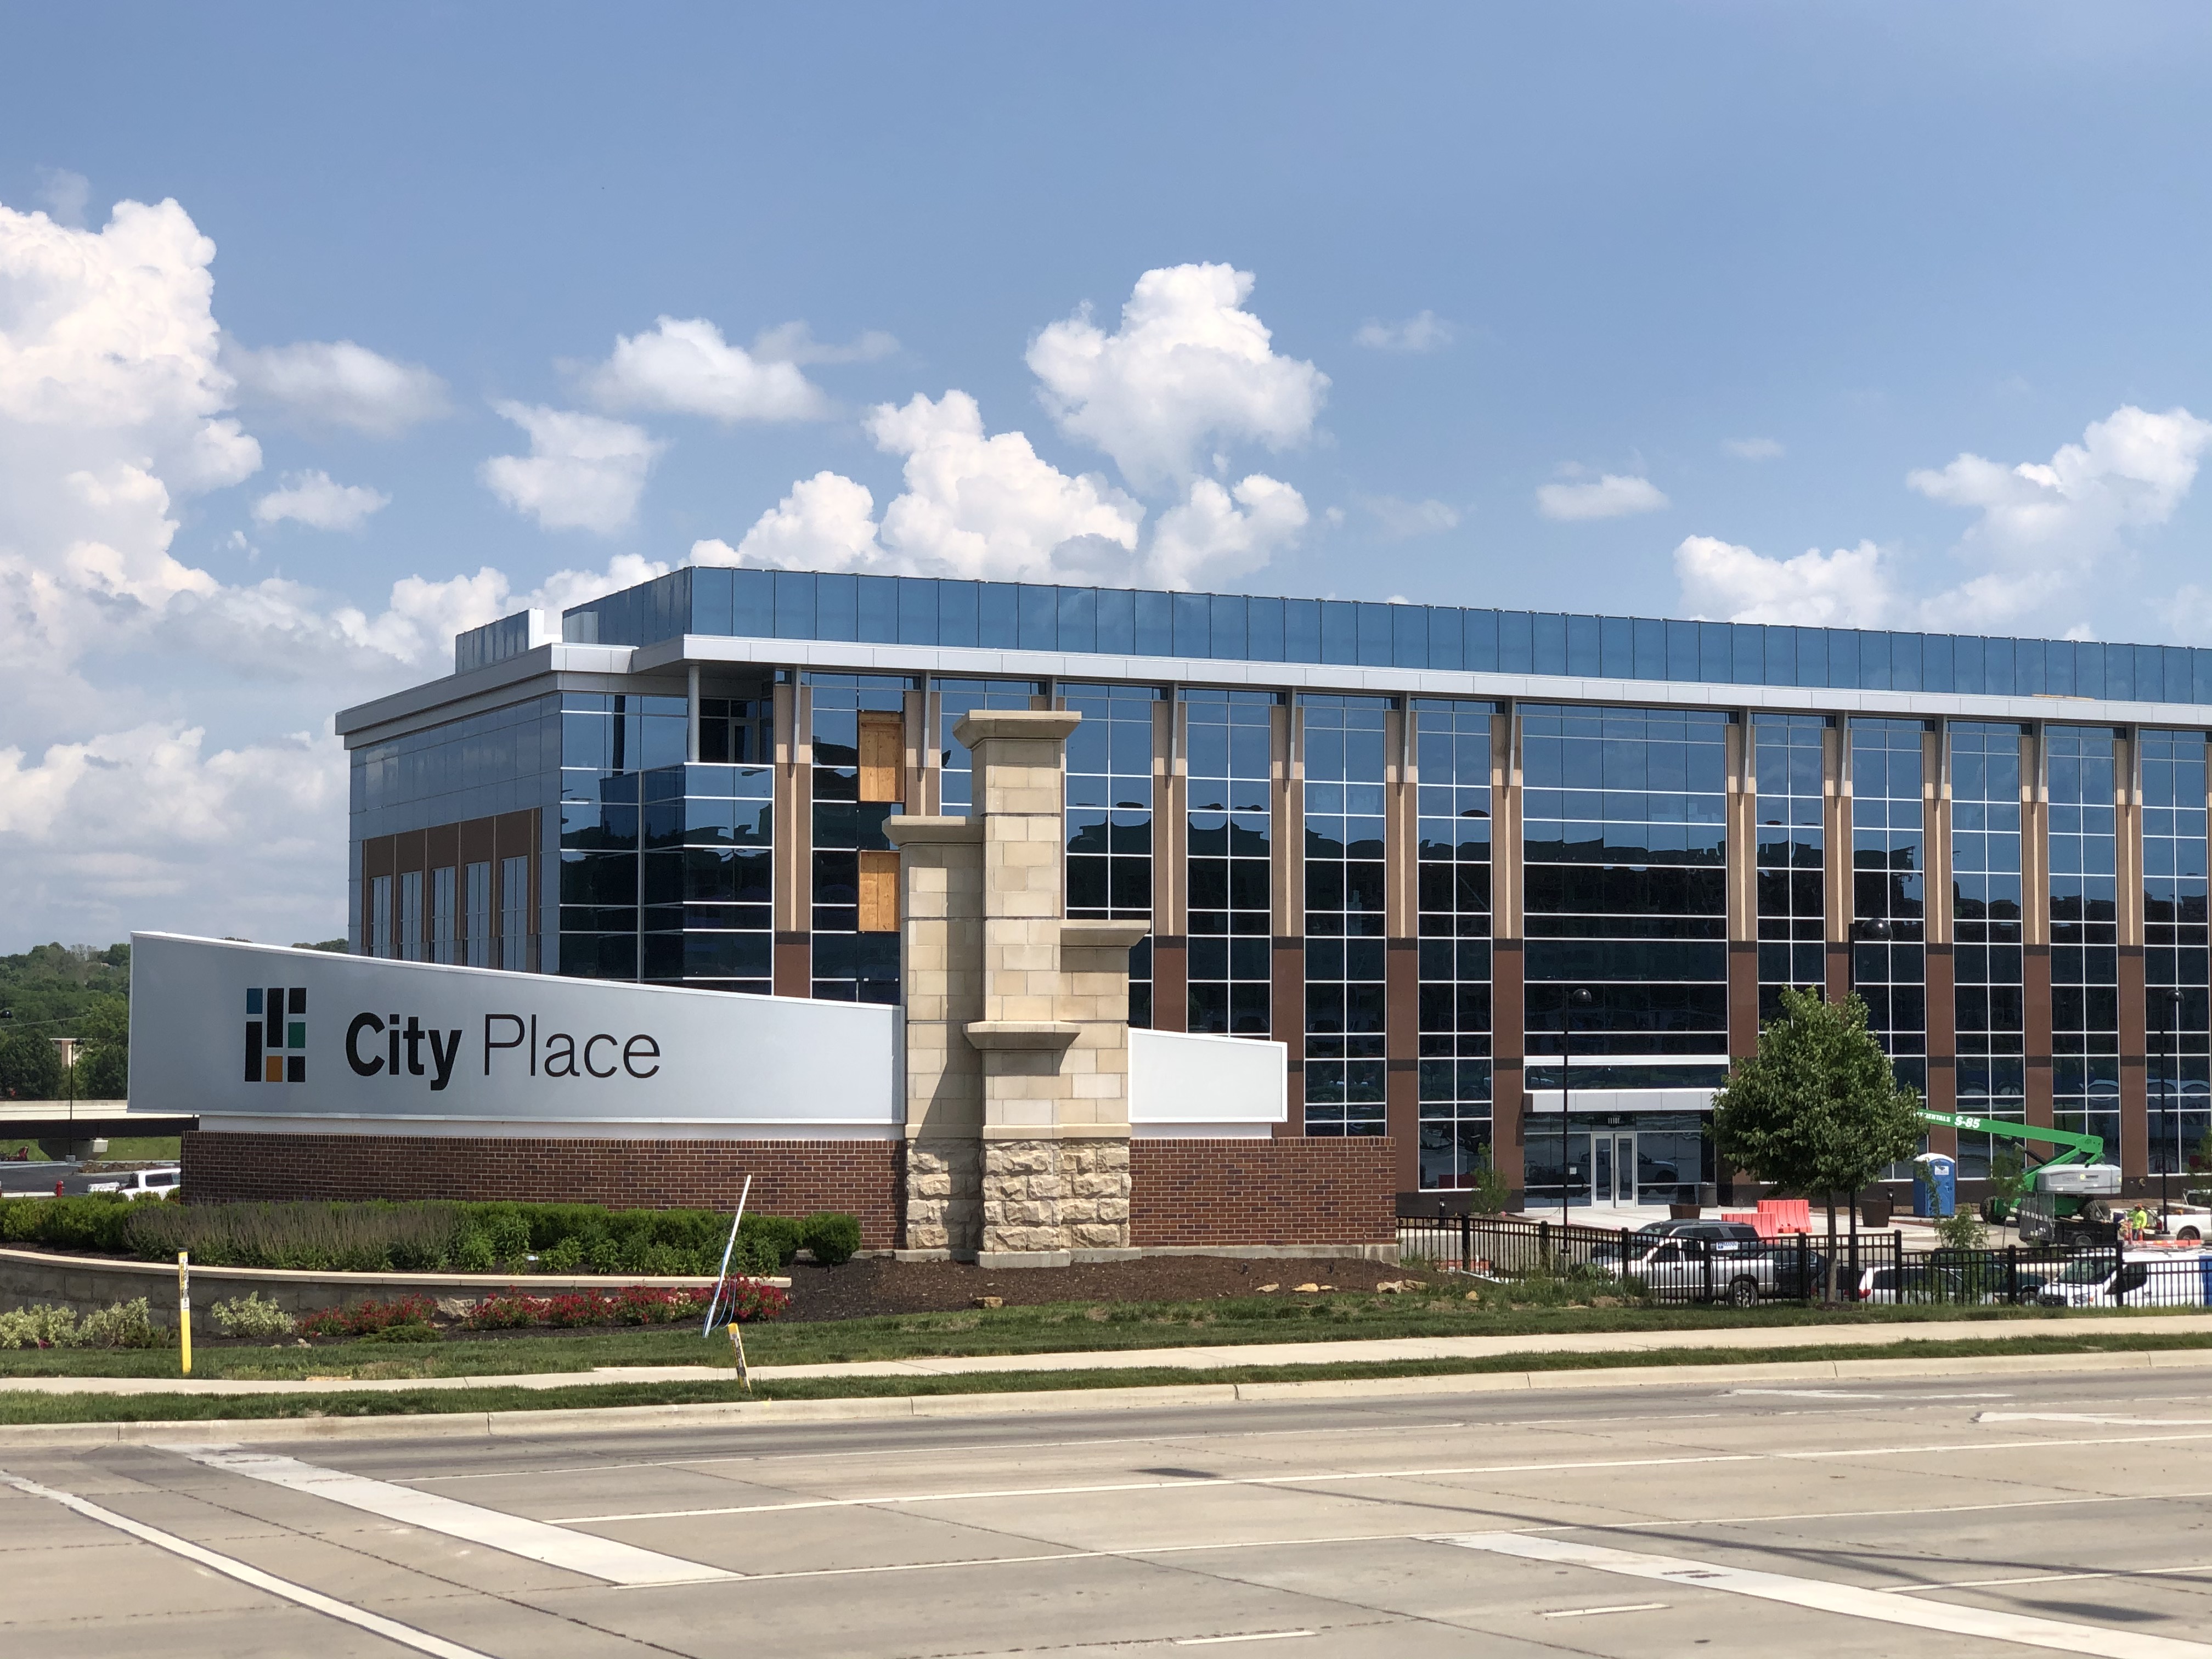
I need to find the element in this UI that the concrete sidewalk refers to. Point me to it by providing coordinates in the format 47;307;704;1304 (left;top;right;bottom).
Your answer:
5;1310;2211;1396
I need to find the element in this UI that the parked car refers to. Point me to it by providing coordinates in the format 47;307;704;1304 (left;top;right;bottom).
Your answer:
2035;1250;2212;1308
1601;1233;1827;1306
85;1167;180;1201
1852;1263;1972;1304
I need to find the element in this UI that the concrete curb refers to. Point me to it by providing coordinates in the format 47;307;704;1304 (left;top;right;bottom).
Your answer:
4;1345;2208;1452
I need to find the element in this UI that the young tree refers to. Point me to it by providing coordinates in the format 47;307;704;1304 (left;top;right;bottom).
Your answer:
1710;987;1925;1300
72;997;129;1099
0;1029;65;1100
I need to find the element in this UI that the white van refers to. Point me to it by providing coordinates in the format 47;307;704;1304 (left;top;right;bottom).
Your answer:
2035;1249;2212;1308
85;1167;181;1201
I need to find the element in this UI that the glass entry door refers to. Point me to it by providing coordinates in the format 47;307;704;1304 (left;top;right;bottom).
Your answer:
1592;1133;1637;1206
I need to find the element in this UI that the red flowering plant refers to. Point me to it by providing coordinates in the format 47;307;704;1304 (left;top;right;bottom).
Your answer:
294;1295;438;1338
457;1279;788;1332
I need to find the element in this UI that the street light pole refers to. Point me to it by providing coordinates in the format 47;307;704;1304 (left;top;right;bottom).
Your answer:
1561;986;1592;1226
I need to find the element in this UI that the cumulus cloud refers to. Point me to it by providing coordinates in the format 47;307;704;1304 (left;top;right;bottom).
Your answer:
1359;495;1460;538
36;168;90;228
701;387;1306;592
250;470;389;532
1724;436;1785;461
1536;472;1669;521
749;321;899;366
1027;263;1327;488
0;190;675;945
479;402;664;534
1353;310;1455;353
1674;535;1897;627
226;338;450;436
1149;475;1308;592
582;315;832;423
1908;405;2212;568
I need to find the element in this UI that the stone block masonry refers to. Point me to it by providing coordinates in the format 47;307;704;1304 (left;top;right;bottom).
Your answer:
181;1132;902;1250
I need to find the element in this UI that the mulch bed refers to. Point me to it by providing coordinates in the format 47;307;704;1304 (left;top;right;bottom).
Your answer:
780;1254;1433;1321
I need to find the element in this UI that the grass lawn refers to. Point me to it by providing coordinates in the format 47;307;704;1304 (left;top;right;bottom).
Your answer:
4;1291;2210;1384
3;1326;2212;1424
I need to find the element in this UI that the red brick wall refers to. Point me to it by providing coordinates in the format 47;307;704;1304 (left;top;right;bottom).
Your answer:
1131;1137;1396;1246
182;1132;902;1250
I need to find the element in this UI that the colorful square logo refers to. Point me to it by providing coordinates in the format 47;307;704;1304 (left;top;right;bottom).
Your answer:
245;986;306;1084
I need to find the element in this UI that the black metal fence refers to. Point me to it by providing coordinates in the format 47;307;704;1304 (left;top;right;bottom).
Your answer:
1394;1214;2212;1308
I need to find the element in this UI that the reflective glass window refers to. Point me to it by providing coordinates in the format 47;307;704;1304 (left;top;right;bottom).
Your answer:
1301;697;1391;1136
1415;699;1497;1188
1064;683;1161;1027
2142;730;2210;1173
1753;714;1828;1020
1951;722;2027;1177
1183;688;1277;1036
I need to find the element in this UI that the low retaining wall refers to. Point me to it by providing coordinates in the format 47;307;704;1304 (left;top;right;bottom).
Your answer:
175;1130;1400;1257
183;1131;904;1250
0;1246;755;1322
1131;1137;1396;1248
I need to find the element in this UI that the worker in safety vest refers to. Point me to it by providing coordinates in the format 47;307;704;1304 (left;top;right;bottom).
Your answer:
2129;1203;2153;1242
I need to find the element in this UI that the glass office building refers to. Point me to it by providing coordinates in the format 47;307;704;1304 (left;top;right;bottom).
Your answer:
340;566;2212;1205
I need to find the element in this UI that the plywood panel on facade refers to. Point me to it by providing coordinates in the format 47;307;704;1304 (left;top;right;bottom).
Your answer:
857;850;900;933
858;711;905;803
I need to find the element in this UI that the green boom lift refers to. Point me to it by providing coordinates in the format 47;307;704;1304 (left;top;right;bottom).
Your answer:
1915;1109;2122;1235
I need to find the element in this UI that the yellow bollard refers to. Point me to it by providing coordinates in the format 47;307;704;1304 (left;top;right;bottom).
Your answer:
178;1250;191;1376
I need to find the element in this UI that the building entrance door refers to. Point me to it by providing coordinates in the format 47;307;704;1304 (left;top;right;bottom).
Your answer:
1592;1133;1637;1207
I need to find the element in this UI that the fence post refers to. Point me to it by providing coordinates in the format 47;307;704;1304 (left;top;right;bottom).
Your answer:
1799;1230;1811;1305
1459;1207;1471;1273
1538;1220;1552;1270
2007;1245;2018;1306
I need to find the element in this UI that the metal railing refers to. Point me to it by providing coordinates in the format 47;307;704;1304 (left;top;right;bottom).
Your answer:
1395;1214;2212;1308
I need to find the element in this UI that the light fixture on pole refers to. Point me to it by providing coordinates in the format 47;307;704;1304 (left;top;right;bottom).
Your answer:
1561;986;1592;1226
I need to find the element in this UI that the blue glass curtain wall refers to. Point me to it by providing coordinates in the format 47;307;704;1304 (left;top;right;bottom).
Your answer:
1183;688;1277;1036
552;566;2212;703
1753;714;1829;1021
1300;697;1391;1136
2142;731;2211;1174
1415;700;1497;1188
2049;727;2123;1156
1949;723;2028;1178
1063;682;1161;1028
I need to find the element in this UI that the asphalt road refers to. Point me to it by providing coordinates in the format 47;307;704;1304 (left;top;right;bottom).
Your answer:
8;1364;2212;1656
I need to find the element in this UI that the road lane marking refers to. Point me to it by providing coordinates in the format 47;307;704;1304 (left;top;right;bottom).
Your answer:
1425;1532;2212;1658
1730;1390;2013;1400
1541;1602;1669;1618
1980;1412;2212;1426
0;1470;496;1659
1899;1568;2206;1593
166;1444;735;1587
1172;1633;1314;1645
550;1430;2212;1524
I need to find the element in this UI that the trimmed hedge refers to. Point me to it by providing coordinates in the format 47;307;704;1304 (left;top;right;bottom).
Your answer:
0;1194;136;1254
97;1199;856;1276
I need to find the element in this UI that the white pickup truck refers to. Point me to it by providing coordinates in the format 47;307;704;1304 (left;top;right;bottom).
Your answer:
84;1167;181;1201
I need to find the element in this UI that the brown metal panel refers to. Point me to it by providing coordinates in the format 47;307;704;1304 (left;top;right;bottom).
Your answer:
424;822;460;871
362;834;393;879
2121;944;2149;1177
2025;944;2055;1131
391;829;427;874
457;816;495;866
1492;939;1525;1190
1924;944;1957;1139
1151;939;1188;1033
1272;938;1304;1138
1728;940;1760;1058
1386;940;1418;1186
773;935;810;998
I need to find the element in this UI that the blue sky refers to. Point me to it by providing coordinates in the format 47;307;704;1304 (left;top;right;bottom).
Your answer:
3;3;2211;948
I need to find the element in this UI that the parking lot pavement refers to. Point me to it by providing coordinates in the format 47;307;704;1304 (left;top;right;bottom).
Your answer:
8;1363;2212;1657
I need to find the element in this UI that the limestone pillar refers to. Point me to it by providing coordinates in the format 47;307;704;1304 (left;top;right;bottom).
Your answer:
885;709;1149;1267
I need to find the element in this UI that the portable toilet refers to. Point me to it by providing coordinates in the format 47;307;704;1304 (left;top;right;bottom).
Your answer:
1913;1153;1957;1219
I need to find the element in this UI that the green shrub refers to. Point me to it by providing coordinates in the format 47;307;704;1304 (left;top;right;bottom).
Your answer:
741;1214;804;1269
211;1292;295;1340
0;1193;136;1253
0;1297;168;1348
801;1211;861;1267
